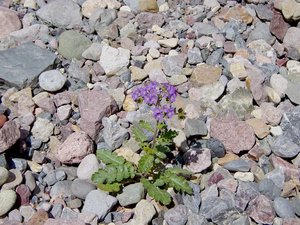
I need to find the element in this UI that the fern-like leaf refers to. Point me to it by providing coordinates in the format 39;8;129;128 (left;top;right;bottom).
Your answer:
163;174;193;195
97;183;121;192
132;124;148;143
164;167;192;176
139;120;154;132
141;179;171;205
138;154;154;173
96;149;125;165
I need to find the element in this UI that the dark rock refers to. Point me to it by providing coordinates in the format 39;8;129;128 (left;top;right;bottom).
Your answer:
223;159;251;172
274;197;296;218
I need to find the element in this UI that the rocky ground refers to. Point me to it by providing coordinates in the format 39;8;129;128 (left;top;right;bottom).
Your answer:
0;0;300;224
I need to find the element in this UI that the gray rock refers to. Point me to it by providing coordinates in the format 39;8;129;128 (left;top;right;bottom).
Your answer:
89;9;117;37
77;154;99;180
0;42;56;89
193;22;220;37
271;135;300;158
184;118;208;138
206;48;224;66
50;180;73;198
247;22;276;45
8;209;22;223
258;179;281;200
39;70;66;92
290;198;300;216
200;197;229;220
161;54;186;77
188;47;203;64
235;181;260;211
58;30;92;60
187;212;208;225
24;171;36;192
44;170;57;186
164;205;188;225
2;169;23;190
0;190;17;216
182;183;201;214
11;158;27;172
131;199;156;225
55;170;66;181
0;154;7;168
50;203;63;219
223;159;251;172
61;207;79;220
31;118;54;142
0;167;9;186
82;43;102;61
67;60;90;83
255;4;273;21
36;0;82;29
117;183;145;206
82;190;117;220
19;205;35;222
286;82;300;105
265;168;285;189
206;138;225;158
102;117;129;150
274;197;295;218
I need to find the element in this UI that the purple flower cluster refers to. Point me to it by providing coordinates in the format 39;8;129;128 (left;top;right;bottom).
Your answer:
132;82;177;121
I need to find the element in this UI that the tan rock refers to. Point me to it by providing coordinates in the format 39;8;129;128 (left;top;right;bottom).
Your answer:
190;64;222;87
82;0;107;18
115;147;141;165
130;66;148;81
158;38;178;48
230;62;248;80
138;0;159;13
217;153;239;166
246;118;270;139
222;5;253;24
123;95;138;112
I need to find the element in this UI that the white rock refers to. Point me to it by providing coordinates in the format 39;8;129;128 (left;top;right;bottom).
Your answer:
99;45;130;75
77;154;100;180
270;74;288;98
234;172;254;182
158;38;178;48
82;43;102;61
57;105;72;121
39;70;66;92
31;118;54;142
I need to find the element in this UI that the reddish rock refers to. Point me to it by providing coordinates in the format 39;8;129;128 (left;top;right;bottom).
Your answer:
282;218;300;225
0;114;7;128
53;91;72;107
270;154;300;179
183;148;211;173
210;114;256;154
78;89;118;140
25;210;49;225
0;7;21;38
270;10;290;41
0;120;21;153
55;131;94;164
247;195;275;224
16;184;31;205
136;12;164;29
217;178;237;193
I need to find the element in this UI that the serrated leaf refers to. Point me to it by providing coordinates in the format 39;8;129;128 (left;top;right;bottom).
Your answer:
96;149;125;165
163;174;193;195
132;124;148;143
155;151;167;159
97;183;121;192
141;179;171;205
153;179;165;187
165;167;192;176
139;120;154;132
138;154;154;173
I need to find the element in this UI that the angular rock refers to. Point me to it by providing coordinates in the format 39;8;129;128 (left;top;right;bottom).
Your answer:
78;89;118;140
270;10;290;41
71;179;96;200
130;199;156;225
274;197;296;218
184;118;208;138
284;27;300;57
0;7;21;38
0;43;56;89
190;64;222;87
136;12;164;30
0;120;20;153
31;118;54;142
55;131;94;164
116;183;145;207
50;180;73;199
183;148;211;173
164;205;188;225
247;195;275;224
36;0;82;29
161;54;186;77
271;135;300;158
223;159;251;172
235;181;260;211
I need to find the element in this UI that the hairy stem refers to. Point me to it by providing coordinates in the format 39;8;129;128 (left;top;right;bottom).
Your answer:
151;120;159;149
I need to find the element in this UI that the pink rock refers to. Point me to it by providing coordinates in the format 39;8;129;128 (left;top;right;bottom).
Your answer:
247;195;275;224
16;184;31;205
259;102;283;126
270;10;290;41
78;89;118;140
217;178;237;193
34;94;56;114
44;219;85;225
183;148;211;173
282;218;300;225
53;92;71;107
210;115;256;154
270;154;300;179
0;120;20;153
55;131;94;164
56;105;72;121
0;7;21;38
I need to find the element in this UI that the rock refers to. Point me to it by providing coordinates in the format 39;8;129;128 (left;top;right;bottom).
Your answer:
0;190;17;216
199;197;229;221
192;23;220;37
136;12;164;30
247;195;275;224
161;54;186;77
50;180;73;199
124;0;158;12
184;118;207;138
223;159;251;172
78;89;118;140
31;118;54;142
188;82;225;102
270;155;300;180
82;190;117;220
25;171;36;192
247;21;275;45
183;148;211;173
102;117;129;150
99;45;130;75
274;197;296;218
210;114;256;154
129;199;156;225
164;205;188;225
123;95;138;112
0;167;8;186
0;42;56;89
39;70;66;92
270;74;288;98
284;27;300;57
71;179;96;199
56;131;94;164
77;154;99;180
82;0;107;18
44;218;85;225
0;7;21;38
0;120;20;153
20;205;35;222
82;43;102;61
58;30;92;60
8;209;22;223
116;183;144;206
245;118;269;139
0;115;7;128
16;184;31;205
36;0;82;29
26;210;49;225
206;138;226;158
56;105;72;121
187;47;203;64
270;10;290;41
158;38;179;48
265;167;285;189
271;135;300;158
258;179;281;200
235;181;260;211
190;64;222;87
222;5;253;24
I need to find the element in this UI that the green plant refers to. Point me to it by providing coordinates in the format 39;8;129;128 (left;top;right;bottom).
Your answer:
92;82;192;205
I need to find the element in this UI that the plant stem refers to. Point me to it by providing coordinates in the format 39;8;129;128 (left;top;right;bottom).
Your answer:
151;120;159;149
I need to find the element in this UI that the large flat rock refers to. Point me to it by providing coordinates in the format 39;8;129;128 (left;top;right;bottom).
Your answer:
0;42;56;89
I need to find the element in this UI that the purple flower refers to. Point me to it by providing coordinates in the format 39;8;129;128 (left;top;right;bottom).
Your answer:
152;107;163;121
162;105;175;118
